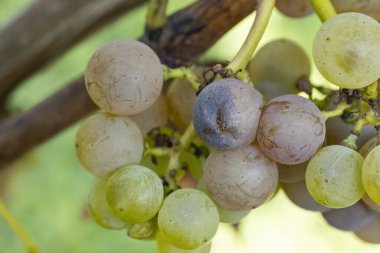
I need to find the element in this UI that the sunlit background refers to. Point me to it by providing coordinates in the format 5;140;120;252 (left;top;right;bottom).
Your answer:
0;0;379;252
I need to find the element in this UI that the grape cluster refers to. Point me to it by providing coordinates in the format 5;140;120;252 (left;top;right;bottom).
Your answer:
75;6;380;252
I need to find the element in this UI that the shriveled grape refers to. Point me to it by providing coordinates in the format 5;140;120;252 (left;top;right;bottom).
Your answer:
203;144;278;211
76;112;143;177
193;78;263;149
257;94;325;165
85;39;163;115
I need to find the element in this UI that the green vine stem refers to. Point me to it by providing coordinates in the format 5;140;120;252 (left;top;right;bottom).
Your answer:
165;123;197;191
146;0;169;30
309;0;337;22
162;65;200;90
363;81;378;100
0;199;39;253
321;101;350;120
227;0;275;72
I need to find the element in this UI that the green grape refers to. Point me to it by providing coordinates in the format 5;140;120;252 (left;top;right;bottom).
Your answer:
158;188;219;250
313;12;380;89
127;217;158;240
75;112;143;177
88;179;127;229
156;230;212;253
247;39;310;92
217;205;249;224
305;145;365;208
131;94;168;136
106;165;164;223
85;39;163;115
362;145;380;205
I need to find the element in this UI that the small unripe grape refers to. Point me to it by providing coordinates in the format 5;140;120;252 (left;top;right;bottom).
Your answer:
106;165;164;224
85;39;163;115
76;112;143;177
88;179;126;229
158;188;219;250
203;144;278;211
313;12;380;88
193;78;263;149
305;145;365;208
257;94;325;165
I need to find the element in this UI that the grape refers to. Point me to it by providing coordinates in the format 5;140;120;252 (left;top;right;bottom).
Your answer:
257;94;325;165
131;94;168;136
156;230;212;253
305;145;365;208
359;136;378;157
254;81;296;102
275;0;313;18
203;144;278;211
85;39;163;115
106;165;164;223
217;206;249;224
362;193;380;213
282;180;330;212
322;201;376;231
127;217;157;240
362;145;380;205
312;12;380;89
88;179;127;229
355;215;380;244
247;39;310;92
277;161;307;183
166;78;196;131
158;188;219;250
193;78;263;149
75;112;143;177
332;0;380;22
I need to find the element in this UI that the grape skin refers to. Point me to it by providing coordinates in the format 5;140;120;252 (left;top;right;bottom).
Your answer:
332;0;380;22
257;94;325;165
156;230;212;253
305;145;365;208
217;205;250;224
203;144;278;211
313;12;380;89
106;165;164;224
88;179;127;229
275;0;313;18
85;39;163;115
193;78;263;149
282;180;330;212
75;112;143;177
247;39;310;92
131;94;168;136
157;188;219;250
322;200;376;231
362;145;380;205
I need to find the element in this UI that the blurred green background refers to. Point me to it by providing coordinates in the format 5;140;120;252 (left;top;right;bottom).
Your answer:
0;1;379;252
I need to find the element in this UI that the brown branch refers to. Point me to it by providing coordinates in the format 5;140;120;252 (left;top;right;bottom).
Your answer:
0;0;257;168
0;0;147;103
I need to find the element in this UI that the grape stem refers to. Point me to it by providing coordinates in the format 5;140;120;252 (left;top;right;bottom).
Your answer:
162;65;200;90
227;0;275;72
321;102;350;120
165;123;197;191
146;0;169;30
0;199;39;253
309;0;337;22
